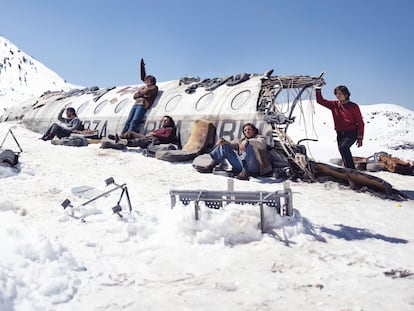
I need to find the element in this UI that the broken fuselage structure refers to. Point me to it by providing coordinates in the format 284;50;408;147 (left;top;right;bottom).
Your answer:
1;70;405;199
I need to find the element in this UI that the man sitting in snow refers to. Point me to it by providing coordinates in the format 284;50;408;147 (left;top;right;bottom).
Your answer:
202;123;273;180
40;106;82;141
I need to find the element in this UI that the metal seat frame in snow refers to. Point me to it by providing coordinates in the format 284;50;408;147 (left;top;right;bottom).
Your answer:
61;177;132;219
169;182;293;233
0;128;22;167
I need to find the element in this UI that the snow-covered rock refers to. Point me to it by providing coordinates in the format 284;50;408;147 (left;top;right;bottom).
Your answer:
0;36;76;111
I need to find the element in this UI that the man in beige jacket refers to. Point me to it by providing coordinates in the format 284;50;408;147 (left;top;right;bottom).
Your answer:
208;123;273;180
121;75;158;134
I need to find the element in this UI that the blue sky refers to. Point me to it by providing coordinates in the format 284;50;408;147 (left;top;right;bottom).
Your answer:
1;0;413;110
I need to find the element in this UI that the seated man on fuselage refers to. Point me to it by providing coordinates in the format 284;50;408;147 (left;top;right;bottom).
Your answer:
109;115;177;148
206;123;273;180
40;106;82;141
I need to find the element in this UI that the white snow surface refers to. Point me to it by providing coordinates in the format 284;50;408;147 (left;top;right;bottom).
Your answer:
0;104;414;310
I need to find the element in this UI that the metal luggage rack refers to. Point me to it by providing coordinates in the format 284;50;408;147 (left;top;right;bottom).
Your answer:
169;182;293;233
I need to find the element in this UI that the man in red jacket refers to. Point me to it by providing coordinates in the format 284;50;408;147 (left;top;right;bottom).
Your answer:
113;115;177;148
315;85;364;169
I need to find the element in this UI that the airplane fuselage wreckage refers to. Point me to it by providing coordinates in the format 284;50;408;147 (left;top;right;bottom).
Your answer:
0;62;407;200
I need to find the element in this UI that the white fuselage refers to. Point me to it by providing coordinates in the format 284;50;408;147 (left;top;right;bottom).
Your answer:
2;75;275;144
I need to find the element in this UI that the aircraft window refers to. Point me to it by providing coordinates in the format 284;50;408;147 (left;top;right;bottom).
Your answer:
231;90;251;110
94;100;109;114
114;98;130;113
77;101;89;114
165;95;182;112
196;93;214;111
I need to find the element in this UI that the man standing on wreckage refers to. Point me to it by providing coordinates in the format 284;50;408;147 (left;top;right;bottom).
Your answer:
315;84;364;169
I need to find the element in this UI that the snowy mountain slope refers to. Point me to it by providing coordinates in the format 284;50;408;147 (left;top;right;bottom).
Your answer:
0;36;76;111
361;104;414;152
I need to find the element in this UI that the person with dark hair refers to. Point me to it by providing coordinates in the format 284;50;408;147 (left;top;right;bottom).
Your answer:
40;106;82;141
315;85;364;169
108;115;177;148
121;75;158;134
205;123;273;180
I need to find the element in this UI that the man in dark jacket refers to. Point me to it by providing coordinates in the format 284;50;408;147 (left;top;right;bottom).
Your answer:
40;107;82;141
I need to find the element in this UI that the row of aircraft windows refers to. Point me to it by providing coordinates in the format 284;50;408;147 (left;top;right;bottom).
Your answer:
75;90;251;115
164;91;252;112
76;98;131;115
